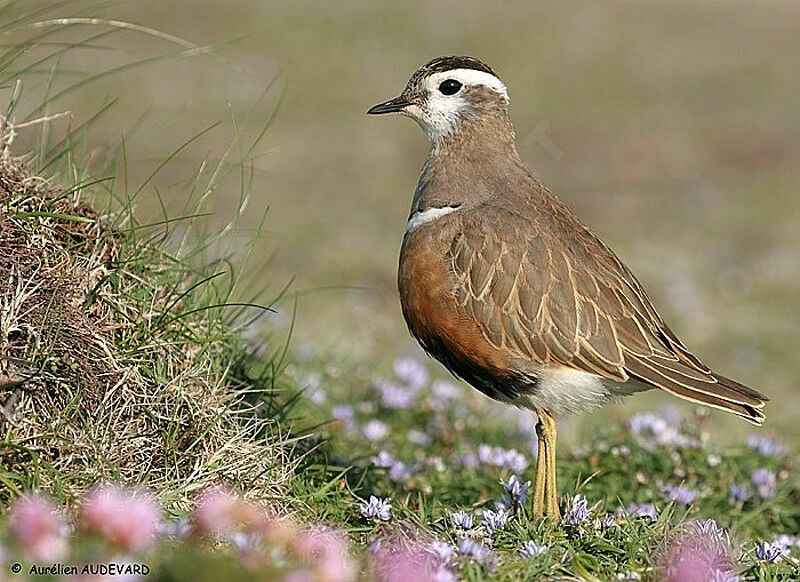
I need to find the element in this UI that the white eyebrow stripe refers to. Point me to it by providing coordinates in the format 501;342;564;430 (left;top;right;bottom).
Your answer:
429;69;509;101
406;205;460;233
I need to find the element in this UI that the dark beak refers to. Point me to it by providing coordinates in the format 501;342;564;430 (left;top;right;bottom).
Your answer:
367;95;411;115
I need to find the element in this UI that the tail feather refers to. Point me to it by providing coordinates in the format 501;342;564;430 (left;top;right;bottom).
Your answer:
624;358;767;425
716;373;769;404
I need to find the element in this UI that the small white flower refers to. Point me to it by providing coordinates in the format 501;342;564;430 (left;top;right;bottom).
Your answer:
481;508;508;534
519;540;547;558
393;357;429;389
359;496;391;521
450;510;473;529
564;495;590;526
755;540;786;562
371;450;395;468
361;419;389;441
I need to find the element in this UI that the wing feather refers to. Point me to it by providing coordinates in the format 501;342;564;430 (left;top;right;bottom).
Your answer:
447;205;767;421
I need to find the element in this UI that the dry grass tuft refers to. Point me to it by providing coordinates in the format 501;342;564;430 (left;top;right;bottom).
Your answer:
0;149;290;509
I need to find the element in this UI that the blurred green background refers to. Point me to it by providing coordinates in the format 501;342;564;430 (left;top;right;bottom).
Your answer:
5;1;799;441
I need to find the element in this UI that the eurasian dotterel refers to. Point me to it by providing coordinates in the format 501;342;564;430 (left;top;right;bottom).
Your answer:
368;56;768;520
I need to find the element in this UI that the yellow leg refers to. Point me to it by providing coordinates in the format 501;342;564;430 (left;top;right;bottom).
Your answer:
531;409;560;521
541;410;561;521
532;417;547;518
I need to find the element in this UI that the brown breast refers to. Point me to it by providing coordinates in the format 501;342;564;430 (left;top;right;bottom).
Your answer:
398;215;525;402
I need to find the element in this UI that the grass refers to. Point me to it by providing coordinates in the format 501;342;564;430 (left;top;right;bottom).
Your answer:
0;3;292;511
282;353;800;581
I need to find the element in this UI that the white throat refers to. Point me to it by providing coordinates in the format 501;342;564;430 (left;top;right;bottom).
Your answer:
405;206;460;233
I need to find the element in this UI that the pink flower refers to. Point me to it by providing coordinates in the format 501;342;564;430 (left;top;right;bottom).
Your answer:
264;516;299;545
282;570;316;582
194;487;240;537
9;494;67;561
193;486;268;538
292;527;356;582
80;484;160;552
372;539;454;582
662;524;736;582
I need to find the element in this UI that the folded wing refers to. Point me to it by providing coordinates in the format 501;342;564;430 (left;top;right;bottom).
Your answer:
449;204;767;424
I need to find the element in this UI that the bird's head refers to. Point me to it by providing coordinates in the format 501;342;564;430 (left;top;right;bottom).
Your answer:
368;56;510;145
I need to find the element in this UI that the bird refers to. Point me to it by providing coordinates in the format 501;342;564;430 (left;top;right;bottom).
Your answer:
367;56;768;521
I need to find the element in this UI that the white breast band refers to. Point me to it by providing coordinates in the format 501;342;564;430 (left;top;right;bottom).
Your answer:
405;205;460;234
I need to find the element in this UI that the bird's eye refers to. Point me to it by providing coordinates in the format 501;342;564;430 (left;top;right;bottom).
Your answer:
438;79;462;96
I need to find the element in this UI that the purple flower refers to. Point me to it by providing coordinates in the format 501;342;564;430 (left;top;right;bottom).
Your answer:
628;413;687;447
728;484;749;503
478;444;527;471
751;468;776;500
230;531;260;553
429;540;455;562
629;412;669;436
513;409;538;436
477;444;494;464
481;508;508;534
450;510;474;529
519;540;547;558
501;475;530;506
624;503;657;521
506;449;529;473
454;453;479;468
393;357;429;389
458;539;497;571
388;461;412;482
773;534;800;551
477;445;529;473
374;380;416;409
564;495;590;526
360;496;392;521
494;497;513;511
663;485;698;506
431;381;460;405
458;538;479;555
599;514;617;530
332;405;356;432
754;541;785;562
371;450;395;468
746;434;785;458
362;420;389;442
157;517;192;538
692;519;724;537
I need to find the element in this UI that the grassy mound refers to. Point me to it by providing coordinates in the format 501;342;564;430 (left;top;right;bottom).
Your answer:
0;150;288;507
